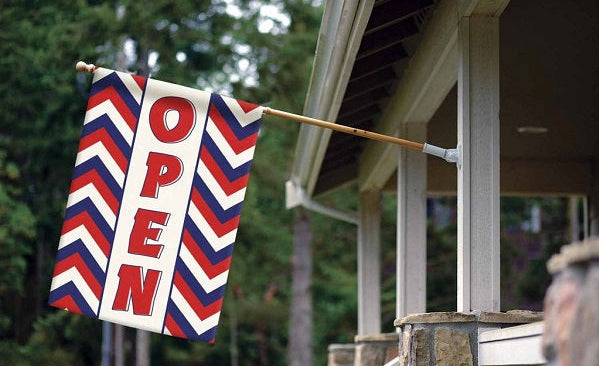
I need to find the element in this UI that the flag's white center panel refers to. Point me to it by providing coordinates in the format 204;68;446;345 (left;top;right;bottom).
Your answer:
99;79;211;332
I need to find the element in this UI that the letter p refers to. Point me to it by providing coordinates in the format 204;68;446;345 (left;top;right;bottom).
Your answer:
140;152;183;198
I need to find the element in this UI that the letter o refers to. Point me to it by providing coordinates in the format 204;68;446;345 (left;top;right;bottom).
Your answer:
149;97;195;143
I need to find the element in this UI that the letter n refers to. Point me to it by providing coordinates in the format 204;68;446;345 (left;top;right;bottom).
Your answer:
112;264;161;315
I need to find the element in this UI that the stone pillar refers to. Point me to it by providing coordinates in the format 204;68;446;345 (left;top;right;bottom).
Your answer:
543;237;599;366
354;333;399;366
395;311;542;366
328;344;355;366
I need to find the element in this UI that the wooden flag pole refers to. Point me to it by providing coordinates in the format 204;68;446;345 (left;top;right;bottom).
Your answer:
75;61;459;163
263;107;424;151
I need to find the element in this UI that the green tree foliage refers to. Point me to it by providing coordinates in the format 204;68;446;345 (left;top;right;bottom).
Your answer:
1;0;322;364
1;0;573;364
0;152;36;337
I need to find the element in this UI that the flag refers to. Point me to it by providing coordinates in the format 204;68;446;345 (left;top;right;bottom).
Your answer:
49;67;262;342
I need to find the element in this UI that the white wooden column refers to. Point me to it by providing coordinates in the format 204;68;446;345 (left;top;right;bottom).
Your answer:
397;123;427;318
358;190;381;334
590;160;599;236
457;15;501;312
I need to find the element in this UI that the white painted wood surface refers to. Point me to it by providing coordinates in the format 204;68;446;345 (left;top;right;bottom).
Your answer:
291;0;375;197
358;0;459;192
396;123;427;318
590;160;599;236
427;158;593;196
457;15;501;312
358;0;512;192
358;190;382;334
479;322;546;365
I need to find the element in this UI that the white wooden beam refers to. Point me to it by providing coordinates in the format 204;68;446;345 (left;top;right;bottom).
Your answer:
397;123;428;318
479;322;546;365
358;190;381;335
358;0;458;192
457;15;500;312
358;0;511;192
590;159;599;236
426;158;593;196
291;0;375;197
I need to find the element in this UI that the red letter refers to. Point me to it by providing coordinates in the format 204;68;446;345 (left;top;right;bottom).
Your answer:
112;264;161;315
140;152;183;198
149;97;195;143
129;208;169;258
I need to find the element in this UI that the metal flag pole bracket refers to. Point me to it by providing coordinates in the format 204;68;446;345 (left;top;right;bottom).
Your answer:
422;143;460;165
75;61;459;165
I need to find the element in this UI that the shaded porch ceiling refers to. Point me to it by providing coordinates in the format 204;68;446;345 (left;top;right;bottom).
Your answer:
311;0;599;197
314;0;436;195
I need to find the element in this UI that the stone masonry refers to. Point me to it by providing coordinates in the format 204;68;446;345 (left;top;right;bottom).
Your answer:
394;310;542;366
327;333;399;366
328;344;355;366
353;333;399;366
543;237;599;366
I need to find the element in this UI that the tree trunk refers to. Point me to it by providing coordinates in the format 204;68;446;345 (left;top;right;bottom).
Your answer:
288;207;312;366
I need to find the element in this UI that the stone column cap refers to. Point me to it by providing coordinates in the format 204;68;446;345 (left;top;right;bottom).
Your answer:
395;312;476;326
354;332;400;343
394;310;543;327
547;237;599;274
476;310;543;323
327;343;356;352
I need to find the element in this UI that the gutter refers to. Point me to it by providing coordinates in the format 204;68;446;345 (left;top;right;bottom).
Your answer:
285;181;359;225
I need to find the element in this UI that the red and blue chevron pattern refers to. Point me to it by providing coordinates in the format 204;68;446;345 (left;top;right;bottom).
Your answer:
49;68;147;317
49;67;262;343
163;95;260;342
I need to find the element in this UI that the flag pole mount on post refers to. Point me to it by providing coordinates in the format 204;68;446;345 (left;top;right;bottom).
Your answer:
74;61;460;165
262;107;460;165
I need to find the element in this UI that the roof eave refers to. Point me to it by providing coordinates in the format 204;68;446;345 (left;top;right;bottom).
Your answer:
289;0;375;198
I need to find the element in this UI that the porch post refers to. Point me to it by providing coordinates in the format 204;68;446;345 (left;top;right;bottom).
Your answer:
358;190;381;334
397;123;427;318
590;159;599;236
457;15;501;312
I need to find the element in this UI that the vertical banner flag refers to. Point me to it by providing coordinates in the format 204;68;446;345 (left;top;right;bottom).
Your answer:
49;67;262;342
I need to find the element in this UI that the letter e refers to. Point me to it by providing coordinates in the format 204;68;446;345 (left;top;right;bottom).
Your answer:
129;208;169;258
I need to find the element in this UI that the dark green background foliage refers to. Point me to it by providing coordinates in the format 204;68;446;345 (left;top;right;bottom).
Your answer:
0;1;572;365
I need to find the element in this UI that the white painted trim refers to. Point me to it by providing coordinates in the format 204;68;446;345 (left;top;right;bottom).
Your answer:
358;0;460;192
358;0;512;192
479;322;546;365
457;15;501;312
590;160;599;236
291;0;376;197
396;123;427;318
383;356;400;366
285;181;359;225
426;158;594;196
358;190;382;335
457;17;472;313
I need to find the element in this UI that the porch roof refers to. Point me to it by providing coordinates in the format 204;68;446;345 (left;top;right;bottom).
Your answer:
289;0;599;199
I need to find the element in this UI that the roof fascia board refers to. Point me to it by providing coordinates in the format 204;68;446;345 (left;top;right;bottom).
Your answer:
290;0;375;197
358;0;510;192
